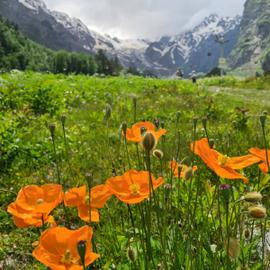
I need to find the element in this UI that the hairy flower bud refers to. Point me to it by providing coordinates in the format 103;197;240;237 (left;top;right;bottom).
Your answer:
184;167;194;180
142;132;156;152
49;123;56;138
248;205;267;219
244;192;262;203
127;247;137;262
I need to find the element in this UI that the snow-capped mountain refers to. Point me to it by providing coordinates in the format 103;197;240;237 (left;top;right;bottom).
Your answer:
0;0;241;76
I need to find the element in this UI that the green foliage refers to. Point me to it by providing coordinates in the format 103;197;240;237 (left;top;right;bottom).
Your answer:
1;72;270;269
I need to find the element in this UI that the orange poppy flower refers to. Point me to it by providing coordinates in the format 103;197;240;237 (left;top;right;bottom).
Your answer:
169;160;198;178
191;138;260;183
8;202;56;228
33;225;99;270
64;185;112;222
106;170;164;204
249;148;270;174
125;121;166;143
7;184;63;228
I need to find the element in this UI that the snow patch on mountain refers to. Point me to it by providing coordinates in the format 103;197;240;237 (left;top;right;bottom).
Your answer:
18;0;46;11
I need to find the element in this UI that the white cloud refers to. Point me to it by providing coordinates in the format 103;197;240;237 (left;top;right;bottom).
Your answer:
43;0;246;39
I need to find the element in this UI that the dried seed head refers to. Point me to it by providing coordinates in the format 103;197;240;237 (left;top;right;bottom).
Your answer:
153;149;164;160
127;247;137;262
248;205;267;219
184;167;194;180
244;192;262;203
142;132;157;152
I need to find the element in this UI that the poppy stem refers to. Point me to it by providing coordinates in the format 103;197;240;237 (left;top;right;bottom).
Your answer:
261;121;270;172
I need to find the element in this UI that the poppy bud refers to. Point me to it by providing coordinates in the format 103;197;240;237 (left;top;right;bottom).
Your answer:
49;123;56;138
60;114;66;125
142;132;156;152
260;114;267;129
153;149;163;159
157;263;164;270
202;116;207;129
244;192;262;203
160;122;165;129
176;111;181;121
263;111;268;116
85;172;93;188
193;117;198;127
77;240;87;266
248;205;267;219
127;247;137;262
122;122;127;136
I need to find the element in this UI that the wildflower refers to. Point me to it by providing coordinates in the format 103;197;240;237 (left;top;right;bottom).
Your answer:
33;226;99;269
127;247;137;262
191;138;261;183
169;160;197;179
244;192;262;203
249;148;270;174
7;184;63;228
210;244;217;253
106;170;164;204
125;121;166;143
64;185;112;222
248;205;267;219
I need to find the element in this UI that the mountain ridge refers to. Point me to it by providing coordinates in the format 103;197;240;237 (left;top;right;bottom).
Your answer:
0;0;241;76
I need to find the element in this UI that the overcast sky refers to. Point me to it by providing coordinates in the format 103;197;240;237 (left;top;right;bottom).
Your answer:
43;0;246;39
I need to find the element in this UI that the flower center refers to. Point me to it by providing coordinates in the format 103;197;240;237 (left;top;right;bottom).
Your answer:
60;249;77;265
36;198;44;204
218;154;228;166
129;183;140;195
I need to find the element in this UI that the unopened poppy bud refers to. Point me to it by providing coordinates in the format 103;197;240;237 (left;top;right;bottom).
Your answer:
60;114;66;125
202;117;207;129
77;240;87;266
156;263;164;270
142;132;156;152
122;122;127;136
164;183;172;190
193;116;198;127
184;167;194;180
85;172;93;188
49;123;56;138
248;205;267;219
263;111;268;116
244;192;262;203
209;138;215;149
260;114;267;129
127;247;137;262
153;149;163;159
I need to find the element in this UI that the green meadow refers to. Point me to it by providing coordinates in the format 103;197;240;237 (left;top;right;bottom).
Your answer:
1;72;270;269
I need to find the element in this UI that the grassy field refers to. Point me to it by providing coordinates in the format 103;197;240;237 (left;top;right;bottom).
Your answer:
1;72;270;269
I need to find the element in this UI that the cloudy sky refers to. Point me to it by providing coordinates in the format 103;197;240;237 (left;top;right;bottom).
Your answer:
43;0;246;39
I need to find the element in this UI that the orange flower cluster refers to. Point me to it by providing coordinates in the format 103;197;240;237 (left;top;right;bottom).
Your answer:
191;138;261;183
